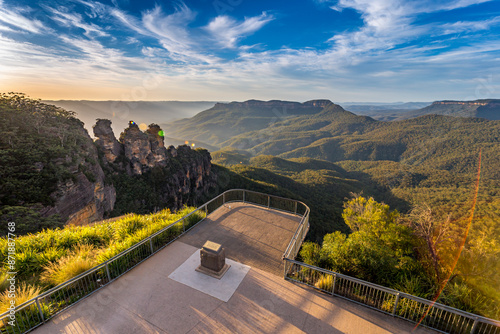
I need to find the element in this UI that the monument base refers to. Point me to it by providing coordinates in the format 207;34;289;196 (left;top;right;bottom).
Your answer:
195;263;231;280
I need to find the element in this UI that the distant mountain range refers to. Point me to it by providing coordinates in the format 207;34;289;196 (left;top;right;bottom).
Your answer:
43;100;217;136
400;99;500;120
347;99;500;121
162;99;500;180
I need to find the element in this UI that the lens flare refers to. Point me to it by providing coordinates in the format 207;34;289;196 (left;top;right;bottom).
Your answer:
139;123;147;131
413;148;482;332
191;143;195;147
185;140;189;145
158;130;165;137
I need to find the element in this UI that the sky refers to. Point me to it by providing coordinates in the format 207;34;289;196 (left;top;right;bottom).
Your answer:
0;0;499;102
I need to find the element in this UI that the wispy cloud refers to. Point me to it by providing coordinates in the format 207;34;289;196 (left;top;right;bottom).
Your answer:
438;16;500;35
205;12;273;48
110;3;217;64
0;1;47;33
48;7;108;37
1;0;499;102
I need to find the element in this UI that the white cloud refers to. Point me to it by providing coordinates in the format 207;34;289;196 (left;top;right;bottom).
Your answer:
49;7;108;37
0;2;47;33
141;4;195;55
205;12;273;48
110;3;217;64
438;17;500;35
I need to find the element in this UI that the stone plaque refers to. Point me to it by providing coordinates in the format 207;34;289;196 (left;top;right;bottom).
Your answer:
196;241;230;279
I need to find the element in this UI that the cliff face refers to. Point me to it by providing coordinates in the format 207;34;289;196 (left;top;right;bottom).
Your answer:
94;120;216;213
36;123;116;226
410;99;500;120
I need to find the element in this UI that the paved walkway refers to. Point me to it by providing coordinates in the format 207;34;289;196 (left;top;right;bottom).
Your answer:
31;204;435;334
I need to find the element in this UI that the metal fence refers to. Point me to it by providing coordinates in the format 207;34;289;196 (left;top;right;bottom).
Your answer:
0;189;309;334
283;254;500;333
4;189;497;334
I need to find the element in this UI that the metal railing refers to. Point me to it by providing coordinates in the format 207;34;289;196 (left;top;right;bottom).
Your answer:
283;251;500;334
5;189;497;334
0;189;309;334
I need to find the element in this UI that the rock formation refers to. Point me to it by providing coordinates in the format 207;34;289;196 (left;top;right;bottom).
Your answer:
93;119;122;163
94;120;216;212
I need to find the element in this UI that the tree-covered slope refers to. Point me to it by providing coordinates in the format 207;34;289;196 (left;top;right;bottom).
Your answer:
161;99;332;147
0;93;115;235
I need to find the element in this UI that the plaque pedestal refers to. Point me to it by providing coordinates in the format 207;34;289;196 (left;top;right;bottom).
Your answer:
195;241;230;279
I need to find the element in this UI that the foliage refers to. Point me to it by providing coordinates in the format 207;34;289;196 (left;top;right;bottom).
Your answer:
301;196;421;287
0;206;63;237
40;244;98;286
0;93;95;208
0;283;42;314
300;195;499;319
0;206;202;295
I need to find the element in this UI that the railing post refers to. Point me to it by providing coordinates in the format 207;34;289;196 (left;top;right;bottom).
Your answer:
35;297;45;323
470;318;479;334
204;204;208;216
182;219;185;233
105;262;112;282
223;193;226;204
243;190;245;203
294;202;297;215
331;274;337;295
267;196;270;209
283;259;288;278
149;237;154;254
392;293;400;316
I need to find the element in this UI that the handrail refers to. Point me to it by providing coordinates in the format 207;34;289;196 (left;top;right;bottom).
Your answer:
0;189;308;333
284;250;500;333
4;189;497;334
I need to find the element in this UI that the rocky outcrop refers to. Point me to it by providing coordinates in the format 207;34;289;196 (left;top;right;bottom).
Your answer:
120;122;153;175
146;124;168;167
93;119;122;163
94;120;216;213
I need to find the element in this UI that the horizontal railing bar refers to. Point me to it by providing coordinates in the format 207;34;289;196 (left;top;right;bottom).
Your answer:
282;209;310;259
225;188;308;208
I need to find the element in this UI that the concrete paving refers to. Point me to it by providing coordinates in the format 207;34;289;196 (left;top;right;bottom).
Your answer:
32;204;436;334
180;203;302;277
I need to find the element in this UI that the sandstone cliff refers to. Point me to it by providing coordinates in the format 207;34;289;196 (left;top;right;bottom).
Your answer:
41;125;117;226
0;94;117;232
94;120;216;214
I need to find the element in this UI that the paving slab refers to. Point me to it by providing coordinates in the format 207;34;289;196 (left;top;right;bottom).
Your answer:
169;249;251;302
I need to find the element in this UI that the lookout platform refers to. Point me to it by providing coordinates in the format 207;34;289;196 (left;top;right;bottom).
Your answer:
31;203;434;334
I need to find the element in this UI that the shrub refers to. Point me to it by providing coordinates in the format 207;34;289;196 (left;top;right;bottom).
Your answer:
314;274;334;292
40;244;98;286
0;283;42;314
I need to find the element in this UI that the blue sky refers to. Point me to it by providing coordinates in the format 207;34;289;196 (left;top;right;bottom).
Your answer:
0;0;499;102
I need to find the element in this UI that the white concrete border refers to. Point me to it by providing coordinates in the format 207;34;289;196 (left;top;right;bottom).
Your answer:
168;249;251;302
